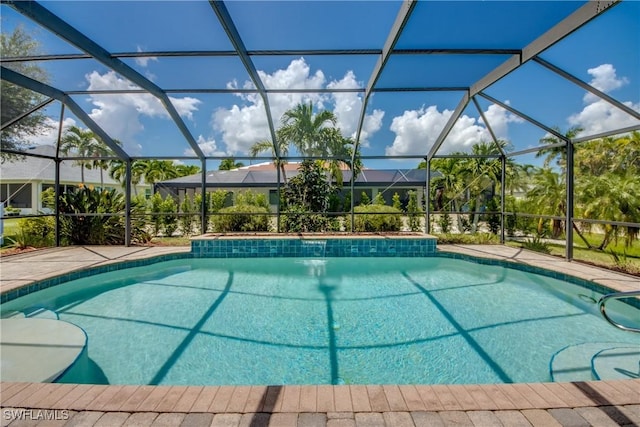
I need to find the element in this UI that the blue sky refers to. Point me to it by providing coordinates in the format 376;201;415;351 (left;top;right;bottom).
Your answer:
2;0;639;170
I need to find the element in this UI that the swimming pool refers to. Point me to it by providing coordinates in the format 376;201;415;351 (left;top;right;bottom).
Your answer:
1;256;638;386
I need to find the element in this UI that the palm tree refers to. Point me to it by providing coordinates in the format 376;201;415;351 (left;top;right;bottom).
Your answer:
526;167;566;238
320;128;360;188
108;159;145;195
430;156;466;231
525;167;593;247
60;126;98;185
278;102;337;156
218;158;245;170
536;125;583;170
144;160;180;186
87;139;122;189
175;164;200;177
249;135;290;184
459;141;504;233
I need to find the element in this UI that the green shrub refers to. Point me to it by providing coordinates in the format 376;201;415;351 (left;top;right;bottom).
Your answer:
281;204;340;232
342;192;351;213
435;232;499;244
522;234;551;254
4;206;20;216
58;187;126;245
407;190;422;232
41;187;56;211
130;196;152;244
373;193;385;206
346;205;402;232
14;216;55;248
179;195;195;236
150;192;164;236
193;193;205;233
486;197;501;235
283;160;333;213
437;213;452;233
459;215;472;233
392;192;402;211
359;192;370;206
212;204;270;232
235;190;270;210
160;196;178;237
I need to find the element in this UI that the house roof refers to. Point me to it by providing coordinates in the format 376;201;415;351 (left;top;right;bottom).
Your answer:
235;162;357;172
0;145;122;186
156;167;431;189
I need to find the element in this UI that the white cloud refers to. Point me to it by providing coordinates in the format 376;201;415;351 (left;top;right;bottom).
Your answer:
169;96;201;121
134;46;158;68
23;117;76;146
214;59;325;155
326;71;384;146
183;135;226;157
568;64;639;136
584;64;628;103
385;99;524;156
85;71;200;155
214;58;384;154
480;102;523;140
569;99;640;136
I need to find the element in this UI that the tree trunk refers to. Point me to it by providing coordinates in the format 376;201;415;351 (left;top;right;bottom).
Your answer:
452;199;463;233
471;195;482;234
571;219;594;249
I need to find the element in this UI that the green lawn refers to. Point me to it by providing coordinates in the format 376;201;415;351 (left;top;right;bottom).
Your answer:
148;236;191;246
1;218;20;247
1;218;20;236
506;231;640;275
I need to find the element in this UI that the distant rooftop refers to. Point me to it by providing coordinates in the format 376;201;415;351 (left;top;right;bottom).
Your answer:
157;167;430;189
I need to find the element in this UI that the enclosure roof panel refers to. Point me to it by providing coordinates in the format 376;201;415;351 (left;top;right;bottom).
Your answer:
2;0;636;164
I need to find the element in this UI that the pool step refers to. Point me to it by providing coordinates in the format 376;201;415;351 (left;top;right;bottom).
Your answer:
592;347;639;380
24;308;59;320
2;311;26;319
550;342;639;382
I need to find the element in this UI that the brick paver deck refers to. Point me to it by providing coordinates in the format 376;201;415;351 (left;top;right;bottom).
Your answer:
1;244;639;426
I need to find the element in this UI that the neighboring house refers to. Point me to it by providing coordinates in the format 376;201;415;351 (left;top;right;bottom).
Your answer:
155;162;431;210
0;145;147;214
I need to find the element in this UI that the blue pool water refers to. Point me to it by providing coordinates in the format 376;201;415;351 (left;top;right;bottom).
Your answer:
1;257;638;385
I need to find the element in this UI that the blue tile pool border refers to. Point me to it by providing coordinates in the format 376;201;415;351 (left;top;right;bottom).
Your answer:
1;243;637;311
190;237;437;258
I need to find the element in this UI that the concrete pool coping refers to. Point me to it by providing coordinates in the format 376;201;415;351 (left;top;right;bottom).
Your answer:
1;244;639;426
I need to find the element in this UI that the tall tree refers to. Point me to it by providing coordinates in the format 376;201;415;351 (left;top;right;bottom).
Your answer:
87;139;121;189
536;125;583;170
109;160;144;195
525;167;566;238
249;134;290;184
575;132;640;248
175;164;200;177
139;160;179;186
320;127;361;188
60;126;98;184
460;141;504;233
278;102;337;156
218;158;245;170
1;26;51;160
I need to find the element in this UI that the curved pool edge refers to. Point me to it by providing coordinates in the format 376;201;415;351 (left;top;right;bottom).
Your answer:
1;244;637;307
1;244;639;419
